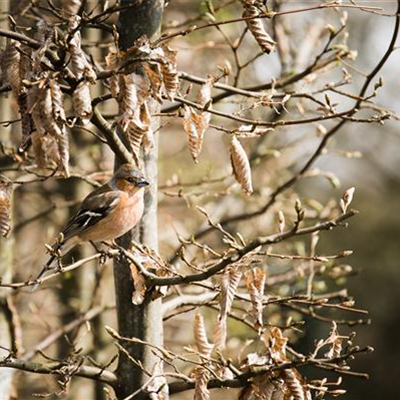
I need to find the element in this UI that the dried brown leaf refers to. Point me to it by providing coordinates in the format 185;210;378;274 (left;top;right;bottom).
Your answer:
105;47;120;98
160;45;179;100
325;322;343;359
183;106;208;163
230;136;253;194
18;94;35;152
1;40;23;95
244;268;266;330
194;312;213;358
243;5;275;54
197;77;214;108
68;16;96;83
73;81;92;124
130;264;147;305
262;327;288;363
281;369;307;400
0;182;12;237
214;268;242;349
191;366;210;400
119;74;139;124
143;63;163;102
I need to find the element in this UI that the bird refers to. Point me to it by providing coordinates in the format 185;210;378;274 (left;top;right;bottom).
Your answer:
34;163;149;286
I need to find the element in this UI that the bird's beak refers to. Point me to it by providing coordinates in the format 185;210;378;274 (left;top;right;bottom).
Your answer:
136;178;150;187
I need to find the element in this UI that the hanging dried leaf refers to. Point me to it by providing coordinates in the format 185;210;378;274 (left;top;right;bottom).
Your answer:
49;79;66;124
119;74;139;128
244;268;266;330
194;312;213;358
325;322;343;359
1;40;23;95
130;263;147;305
183;106;208;163
214;268;242;349
160;45;179;99
140;101;154;153
126;117;146;160
197;77;213;108
143;63;163;102
27;76;70;175
281;369;307;400
250;376;285;400
192;366;211;400
73;81;92;124
262;327;288;363
196;76;213;127
243;4;275;54
18;93;35;152
123;102;152;161
68;16;96;83
0;182;12;238
230;136;253;194
105;47;120;98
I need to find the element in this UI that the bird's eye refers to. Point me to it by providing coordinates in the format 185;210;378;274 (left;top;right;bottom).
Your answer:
126;177;135;183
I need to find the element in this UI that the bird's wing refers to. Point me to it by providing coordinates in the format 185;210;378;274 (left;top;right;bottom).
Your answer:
62;185;122;241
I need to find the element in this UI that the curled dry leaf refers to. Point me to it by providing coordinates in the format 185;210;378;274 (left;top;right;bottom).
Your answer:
0;182;13;237
124;101;153;163
119;74;139;128
1;41;34;151
130;263;147;305
68;16;96;83
244;268;266;331
196;76;214;127
242;4;275;54
194;312;213;358
191;366;211;400
28;78;70;176
143;63;163;102
325;322;343;359
214;268;242;350
160;44;179;100
183;106;208;163
73;81;92;124
281;368;308;400
105;46;120;98
230;136;253;194
262;326;288;362
1;40;23;95
249;377;285;400
68;15;96;124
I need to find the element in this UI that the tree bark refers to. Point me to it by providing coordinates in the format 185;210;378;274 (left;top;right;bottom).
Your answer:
113;1;165;399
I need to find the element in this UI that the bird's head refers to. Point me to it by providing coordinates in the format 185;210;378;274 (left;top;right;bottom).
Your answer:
112;164;149;194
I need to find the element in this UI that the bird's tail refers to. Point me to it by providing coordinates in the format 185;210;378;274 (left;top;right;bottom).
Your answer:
32;237;79;291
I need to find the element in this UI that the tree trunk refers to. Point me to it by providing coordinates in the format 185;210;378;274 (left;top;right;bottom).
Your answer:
113;1;165;399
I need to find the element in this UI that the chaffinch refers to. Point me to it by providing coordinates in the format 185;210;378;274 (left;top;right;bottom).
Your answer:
35;163;149;283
